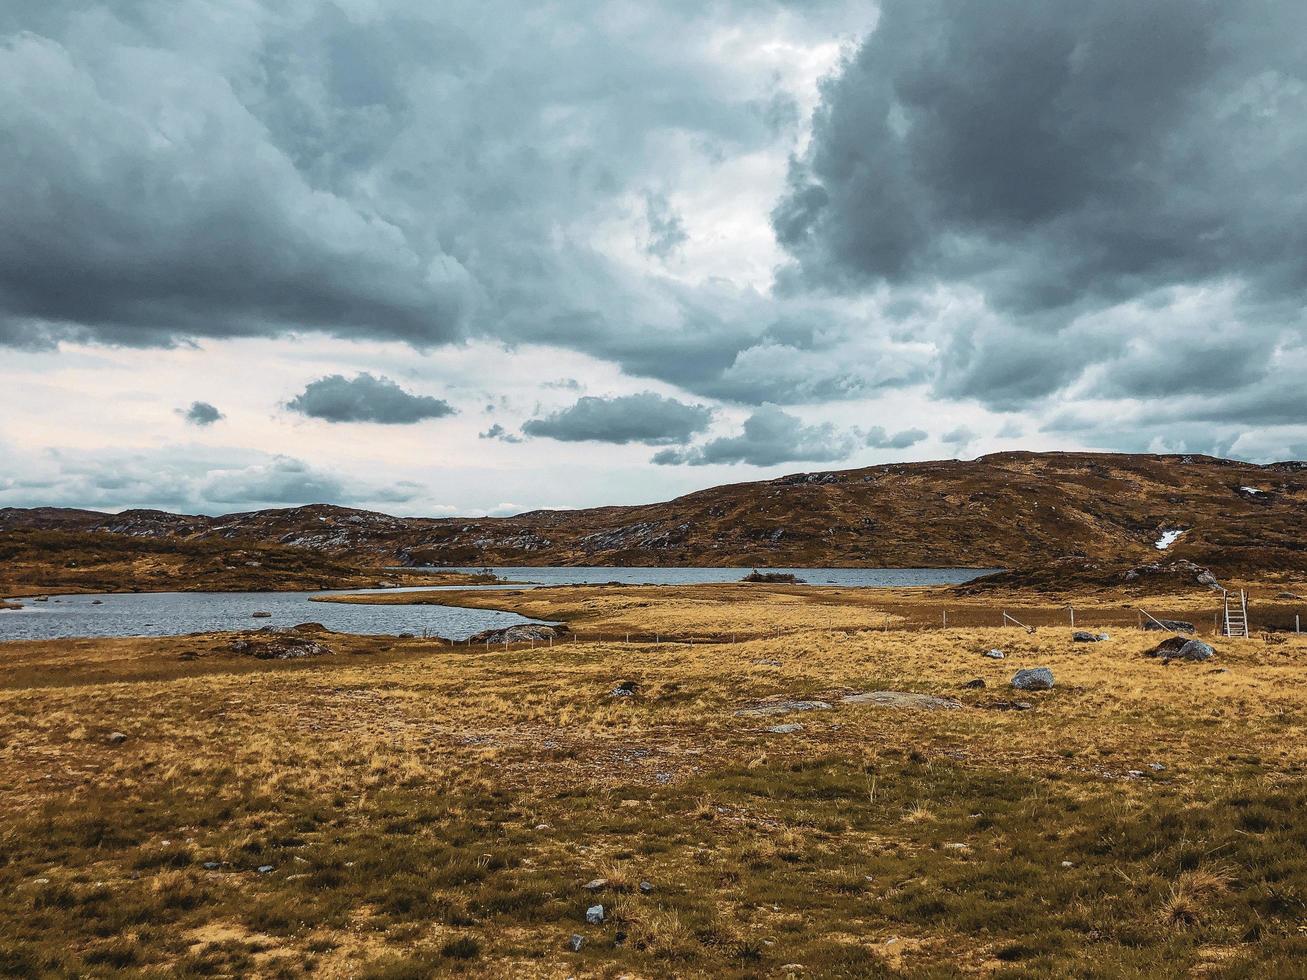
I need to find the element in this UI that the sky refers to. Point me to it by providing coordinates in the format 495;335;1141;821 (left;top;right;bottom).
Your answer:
1;0;1304;517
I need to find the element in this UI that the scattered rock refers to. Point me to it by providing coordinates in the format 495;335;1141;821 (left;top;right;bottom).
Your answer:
961;678;986;689
840;691;964;711
585;904;604;925
765;723;804;734
1148;762;1166;771
1145;636;1189;658
251;611;272;619
1142;619;1195;634
203;862;221;870
611;680;639;698
1011;668;1054;691
983;649;1006;659
583;878;607;891
106;732;127;745
468;623;568;644
229;634;333;660
943;842;971;853
257;865;275;874
1073;631;1110;642
735;700;832;717
639;880;654;894
567;934;585;953
986;700;1033;711
91;599;103;605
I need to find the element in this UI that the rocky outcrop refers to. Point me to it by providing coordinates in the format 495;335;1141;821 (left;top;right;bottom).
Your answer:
468;623;567;644
228;632;333;660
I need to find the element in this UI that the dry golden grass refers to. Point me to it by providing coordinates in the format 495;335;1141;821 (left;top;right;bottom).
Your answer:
2;583;1307;976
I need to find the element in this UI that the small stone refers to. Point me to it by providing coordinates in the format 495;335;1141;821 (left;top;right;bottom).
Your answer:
1061;861;1074;868
567;934;585;953
943;842;970;852
1127;770;1145;778
251;611;272;618
983;649;1006;659
203;862;220;870
987;700;1033;711
1149;762;1166;771
585;904;604;925
1011;667;1054;691
766;723;803;734
611;680;639;697
961;678;986;689
107;732;127;745
639;880;654;894
257;865;275;874
583;878;607;891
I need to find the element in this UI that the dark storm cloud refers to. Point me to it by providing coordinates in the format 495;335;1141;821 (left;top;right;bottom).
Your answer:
654;405;859;466
522;393;712;445
286;373;455;424
865;426;926;450
776;0;1307;406
180;401;223;427
0;2;832;365
0;29;470;350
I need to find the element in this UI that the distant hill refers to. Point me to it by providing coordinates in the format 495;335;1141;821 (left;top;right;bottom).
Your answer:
3;452;1305;576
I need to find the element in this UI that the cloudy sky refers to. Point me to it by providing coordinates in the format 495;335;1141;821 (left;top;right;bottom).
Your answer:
2;0;1304;516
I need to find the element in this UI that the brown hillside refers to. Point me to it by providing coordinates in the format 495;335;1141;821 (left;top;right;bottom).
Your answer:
2;452;1304;575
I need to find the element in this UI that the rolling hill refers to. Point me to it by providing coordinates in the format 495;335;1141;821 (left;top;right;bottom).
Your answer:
3;452;1305;580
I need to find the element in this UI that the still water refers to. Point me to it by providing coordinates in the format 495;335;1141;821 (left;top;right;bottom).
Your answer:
1;567;998;641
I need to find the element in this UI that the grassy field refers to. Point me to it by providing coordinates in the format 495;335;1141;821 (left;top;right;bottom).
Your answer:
2;584;1306;977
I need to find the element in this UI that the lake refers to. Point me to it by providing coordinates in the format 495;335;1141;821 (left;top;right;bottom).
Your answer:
0;586;549;643
0;567;999;641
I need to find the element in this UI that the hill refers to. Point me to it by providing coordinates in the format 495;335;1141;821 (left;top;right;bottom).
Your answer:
3;452;1305;578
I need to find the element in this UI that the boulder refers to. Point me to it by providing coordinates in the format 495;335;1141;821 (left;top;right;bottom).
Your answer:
567;934;585;953
1173;639;1215;662
1073;631;1110;642
1144;637;1212;661
1011;667;1054;691
1142;619;1195;633
840;691;964;711
585;904;604;925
